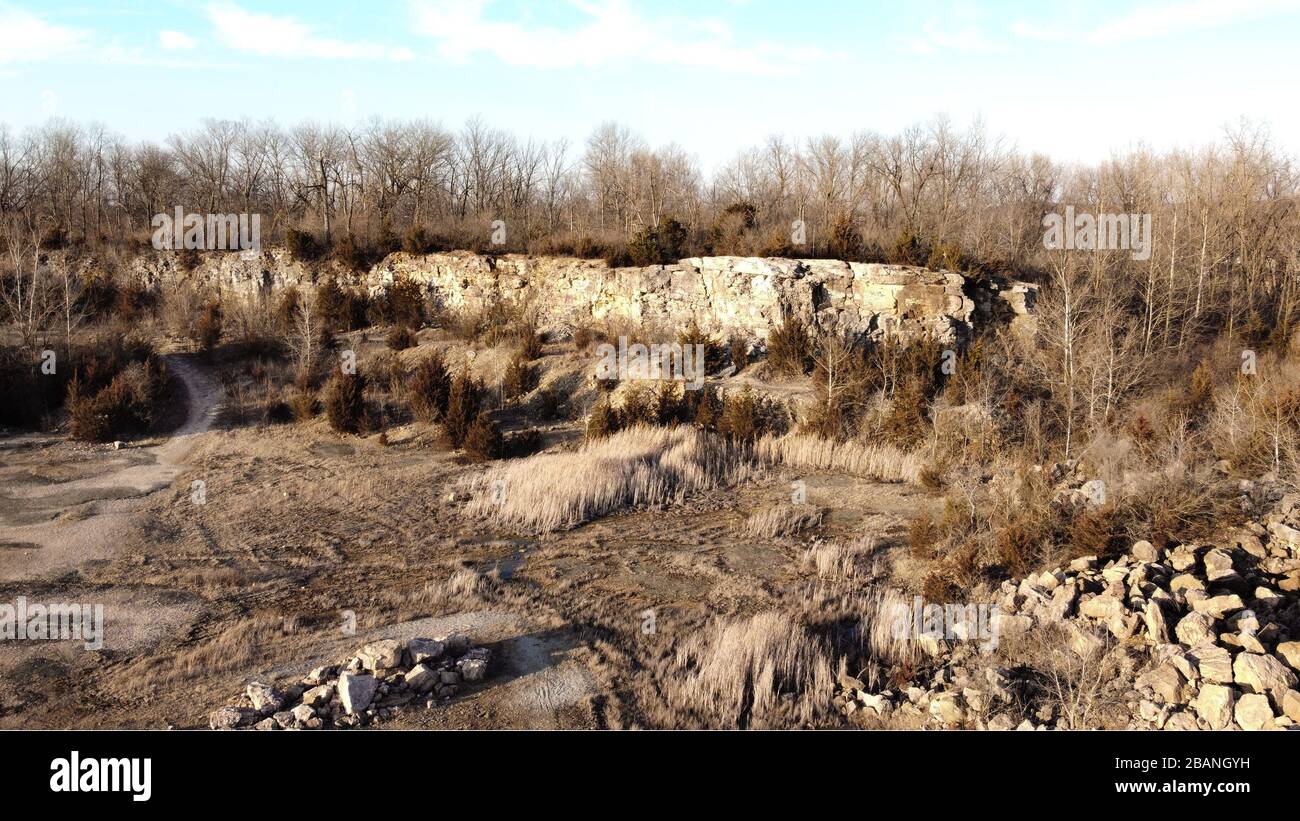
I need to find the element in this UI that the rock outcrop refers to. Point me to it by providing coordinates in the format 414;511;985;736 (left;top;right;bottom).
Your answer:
102;249;1036;345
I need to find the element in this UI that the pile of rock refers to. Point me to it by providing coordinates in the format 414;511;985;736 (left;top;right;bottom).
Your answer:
209;634;491;730
837;483;1300;730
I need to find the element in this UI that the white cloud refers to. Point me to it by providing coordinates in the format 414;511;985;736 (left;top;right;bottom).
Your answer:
0;6;86;64
207;2;413;61
1014;0;1300;45
159;30;197;51
410;0;831;76
899;20;1005;55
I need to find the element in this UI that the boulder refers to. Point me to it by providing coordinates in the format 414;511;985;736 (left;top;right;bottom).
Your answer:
246;681;283;714
357;639;404;672
1234;693;1275;731
1233;652;1299;698
209;706;255;730
407;638;446;665
1192;684;1235;730
1142;600;1170;643
1080;593;1124;621
1189;644;1234;684
290;703;315;725
338;673;379;715
1131;540;1159;563
1191;594;1245;619
403;663;438;693
929;693;965;725
438;633;471;656
1276;641;1300;674
1175;612;1216;647
1137;664;1187;705
1202;549;1238;582
458;657;488;683
1283;689;1300;724
301;684;333;707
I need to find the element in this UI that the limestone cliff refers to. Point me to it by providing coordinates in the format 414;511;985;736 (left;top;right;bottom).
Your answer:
110;249;1036;343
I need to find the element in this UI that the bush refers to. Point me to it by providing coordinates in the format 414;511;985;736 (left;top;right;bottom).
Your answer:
285;228;324;262
502;353;535;401
619;383;657;427
463;412;503;461
728;336;749;372
195;300;223;352
373;277;425;329
323;369;368;434
289;387;316;422
677;321;723;376
407;352;451;423
627;217;689;265
386;325;417;351
67;358;169;442
890;229;929;266
767;316;813;377
827;212;862;261
718;388;761;442
443;370;485;447
586;397;619;440
572;326;594;351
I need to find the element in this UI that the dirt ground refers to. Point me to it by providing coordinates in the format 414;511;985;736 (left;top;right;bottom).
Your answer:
0;347;933;730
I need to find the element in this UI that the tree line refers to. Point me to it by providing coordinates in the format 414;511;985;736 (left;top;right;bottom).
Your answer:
1;114;1297;351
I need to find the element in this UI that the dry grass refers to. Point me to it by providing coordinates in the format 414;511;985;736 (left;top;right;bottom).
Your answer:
745;503;825;539
465;425;753;531
801;536;875;580
131;616;286;688
652;611;836;729
755;433;923;484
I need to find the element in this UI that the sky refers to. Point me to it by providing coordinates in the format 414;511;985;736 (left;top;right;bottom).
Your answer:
2;0;1299;170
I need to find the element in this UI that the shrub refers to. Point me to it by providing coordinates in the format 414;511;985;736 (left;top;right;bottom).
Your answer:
767;316;813;377
386;325;417;351
889;228;929;266
443;370;485;447
463;412;503;461
407;352;451;423
502;353;535;401
677;321;723;376
827;212;862;261
619;383;658;427
285;228;324;262
907;514;938;559
323;369;367;434
572;326;593;351
585;397;619;440
504;427;544;458
627;217;689;265
377;276;425;329
195;300;223;352
926;241;963;271
719;388;761;442
518;328;544;360
728;336;749;372
289;388;316;422
67;359;169;442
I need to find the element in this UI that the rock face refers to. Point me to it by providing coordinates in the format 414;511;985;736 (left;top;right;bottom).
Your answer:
105;249;1036;345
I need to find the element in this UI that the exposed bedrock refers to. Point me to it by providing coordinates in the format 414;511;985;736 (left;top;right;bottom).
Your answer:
111;249;1036;343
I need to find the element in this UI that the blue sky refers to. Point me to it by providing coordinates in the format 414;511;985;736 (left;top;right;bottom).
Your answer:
2;0;1299;169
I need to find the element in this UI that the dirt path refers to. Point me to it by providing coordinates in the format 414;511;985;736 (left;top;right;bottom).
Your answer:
0;354;221;580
